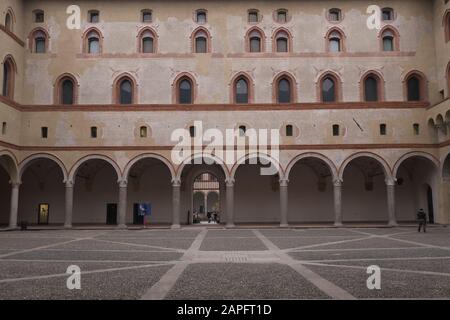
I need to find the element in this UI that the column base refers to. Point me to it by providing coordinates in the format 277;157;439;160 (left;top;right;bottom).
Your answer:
225;223;235;228
388;221;398;227
117;224;127;229
280;223;289;228
334;222;344;227
64;224;72;229
171;224;181;229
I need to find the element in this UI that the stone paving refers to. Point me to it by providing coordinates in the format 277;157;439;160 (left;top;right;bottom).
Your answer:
0;226;449;299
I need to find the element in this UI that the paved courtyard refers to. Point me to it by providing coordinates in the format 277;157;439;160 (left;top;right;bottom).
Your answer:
0;226;450;299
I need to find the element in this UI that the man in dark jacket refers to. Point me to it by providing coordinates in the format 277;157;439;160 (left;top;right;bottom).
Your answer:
417;209;427;233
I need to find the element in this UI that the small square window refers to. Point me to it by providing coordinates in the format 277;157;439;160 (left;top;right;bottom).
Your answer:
41;127;48;138
277;11;287;23
382;9;393;21
380;124;387;135
196;11;206;23
248;11;259;23
332;124;340;136
91;126;98;138
35;12;44;23
329;9;341;22
142;11;152;23
286;125;293;137
89;11;99;23
140;126;147;138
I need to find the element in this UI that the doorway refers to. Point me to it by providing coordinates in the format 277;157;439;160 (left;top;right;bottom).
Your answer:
106;203;117;225
38;203;49;225
427;186;434;223
133;203;144;225
191;173;220;224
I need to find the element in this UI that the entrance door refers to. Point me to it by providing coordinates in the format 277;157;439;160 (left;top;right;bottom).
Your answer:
106;203;117;225
133;203;144;225
38;203;49;225
427;186;434;223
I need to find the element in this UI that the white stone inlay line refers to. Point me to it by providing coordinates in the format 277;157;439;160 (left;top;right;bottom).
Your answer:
253;230;356;300
140;228;208;300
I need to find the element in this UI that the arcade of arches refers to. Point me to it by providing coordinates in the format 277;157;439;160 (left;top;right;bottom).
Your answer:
0;151;449;228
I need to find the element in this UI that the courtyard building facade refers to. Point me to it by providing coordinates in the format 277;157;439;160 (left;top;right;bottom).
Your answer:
0;0;449;228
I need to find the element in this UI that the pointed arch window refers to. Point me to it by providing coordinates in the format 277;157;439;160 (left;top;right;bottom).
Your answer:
328;30;342;52
382;30;394;51
407;76;421;101
5;11;13;32
31;30;48;53
277;78;292;103
178;78;193;104
193;29;210;53
247;29;264;52
235;77;249;104
119;79;133;104
445;10;450;42
319;73;341;103
274;30;290;53
362;73;383;102
140;30;155;53
84;29;102;54
2;57;15;99
55;75;77;105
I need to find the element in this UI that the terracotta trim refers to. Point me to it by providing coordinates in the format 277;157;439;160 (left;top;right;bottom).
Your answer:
229;71;255;104
81;27;103;54
53;73;79;105
136;26;158;54
112;73;138;105
0;24;25;47
245;26;266;53
227;51;415;58
190;26;212;53
172;72;197;104
403;70;429;102
28;27;50;53
359;70;385;102
324;27;346;52
12;101;430;112
271;27;293;53
378;25;400;52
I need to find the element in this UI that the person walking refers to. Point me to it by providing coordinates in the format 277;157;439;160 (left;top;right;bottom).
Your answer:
417;208;427;233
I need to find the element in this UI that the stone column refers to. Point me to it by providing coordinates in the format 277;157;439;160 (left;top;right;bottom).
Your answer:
171;179;181;229
225;178;235;228
279;179;289;227
333;179;343;227
386;178;398;227
117;180;128;229
64;180;74;228
204;192;208;216
9;181;20;229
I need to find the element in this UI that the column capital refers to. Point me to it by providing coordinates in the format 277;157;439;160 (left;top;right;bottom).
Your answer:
225;178;235;187
279;179;289;187
333;179;343;187
65;180;74;188
10;181;21;188
385;177;397;186
118;180;128;188
172;178;181;187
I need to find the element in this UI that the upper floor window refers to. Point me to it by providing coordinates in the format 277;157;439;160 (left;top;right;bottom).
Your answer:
445;10;450;42
382;8;394;21
88;10;99;23
327;29;344;52
196;10;207;24
248;9;260;23
232;74;253;104
30;29;48;53
380;27;399;51
362;73;383;102
274;29;290;52
328;8;342;22
138;28;156;53
5;10;13;32
141;9;152;23
319;73;341;103
247;28;264;52
2;56;16;99
276;77;292;103
114;76;135;105
275;9;288;23
83;28;102;54
192;28;210;53
34;10;44;23
175;76;194;104
55;74;77;105
61;79;74;105
405;71;427;102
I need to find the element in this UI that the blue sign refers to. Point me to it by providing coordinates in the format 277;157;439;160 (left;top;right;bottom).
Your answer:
138;203;151;216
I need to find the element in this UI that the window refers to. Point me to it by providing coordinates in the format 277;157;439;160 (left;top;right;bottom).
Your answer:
139;29;155;53
276;10;287;23
33;30;47;53
382;8;394;21
407;76;421;101
196;10;207;23
239;125;247;136
2;56;15;99
380;27;399;51
413;123;420;135
41;127;48;138
119;79;133;104
61;79;74;105
235;78;249;103
140;126;147;138
90;126;97;138
328;9;341;22
2;122;6;135
5;11;12;32
248;10;259;23
189;126;196;137
193;29;210;53
364;76;379;102
328;31;342;52
322;77;336;102
445;10;450;42
380;124;387;135
274;30;289;52
34;10;44;23
84;29;101;54
248;29;263;52
277;78;291;103
142;9;152;23
88;10;99;23
332;124;340;136
179;78;193;104
286;125;293;137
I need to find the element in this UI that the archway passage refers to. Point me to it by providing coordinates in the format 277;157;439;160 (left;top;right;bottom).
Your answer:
179;159;227;225
288;157;334;223
342;156;388;223
442;153;450;224
0;157;13;226
73;159;119;224
395;156;438;223
126;157;172;225
234;159;279;224
192;173;220;224
19;158;65;225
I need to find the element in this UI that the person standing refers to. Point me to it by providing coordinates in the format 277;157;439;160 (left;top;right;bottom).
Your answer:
417;208;427;233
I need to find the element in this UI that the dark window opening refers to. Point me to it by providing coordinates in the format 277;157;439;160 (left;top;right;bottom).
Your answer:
332;124;340;136
120;80;133;104
235;78;249;103
286;125;293;137
196;11;206;23
41;127;48;138
189;126;195;137
407;76;421;101
90;126;97;138
364;76;379;101
322;77;336;102
89;11;99;23
62;79;74;105
413;123;420;135
179;79;192;104
239;125;246;136
35;11;44;23
278;78;291;103
380;124;387;135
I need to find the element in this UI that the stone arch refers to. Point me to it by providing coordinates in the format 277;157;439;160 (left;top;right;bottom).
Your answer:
19;153;68;182
393;151;440;178
0;150;18;182
123;153;176;182
339;152;392;181
285;152;338;181
230;152;283;180
176;153;230;181
68;154;121;183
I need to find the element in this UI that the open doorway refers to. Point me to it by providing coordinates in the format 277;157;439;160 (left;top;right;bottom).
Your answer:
427;185;434;224
192;173;220;224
